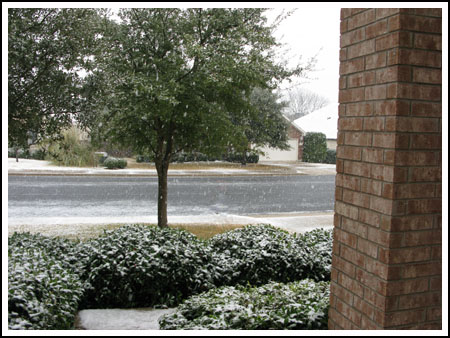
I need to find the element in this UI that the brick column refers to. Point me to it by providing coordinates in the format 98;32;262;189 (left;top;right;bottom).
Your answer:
329;8;442;329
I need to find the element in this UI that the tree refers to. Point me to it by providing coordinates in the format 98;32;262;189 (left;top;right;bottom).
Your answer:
8;8;100;160
87;8;304;227
283;87;330;121
240;87;290;163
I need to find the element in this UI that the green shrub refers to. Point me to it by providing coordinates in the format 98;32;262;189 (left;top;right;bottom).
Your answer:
46;127;97;167
302;132;328;163
295;228;333;282
159;279;330;330
103;157;127;169
209;225;310;287
324;149;336;164
136;154;153;163
78;225;218;309
8;233;85;330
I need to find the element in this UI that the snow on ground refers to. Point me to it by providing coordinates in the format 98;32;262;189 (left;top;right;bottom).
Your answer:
75;308;176;330
7;158;270;176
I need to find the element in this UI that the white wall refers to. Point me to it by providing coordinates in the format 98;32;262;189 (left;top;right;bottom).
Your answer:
258;139;299;162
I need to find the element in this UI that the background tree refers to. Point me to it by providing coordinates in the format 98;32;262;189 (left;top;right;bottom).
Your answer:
8;8;100;160
238;87;290;164
86;8;305;227
283;87;330;121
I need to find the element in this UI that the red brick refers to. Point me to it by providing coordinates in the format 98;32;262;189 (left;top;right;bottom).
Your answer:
406;199;442;214
430;276;442;291
357;237;379;258
385;116;440;133
348;39;375;59
414;33;442;50
410;134;442;149
394;183;436;199
347;71;376;88
335;227;358;248
388;49;442;68
376;8;401;20
360;178;382;196
346;102;373;116
384;309;426;327
340;27;365;47
336;173;361;191
372;133;409;149
374;100;410;116
344;161;371;178
332;255;356;278
410;167;441;182
348;9;376;30
341;245;366;268
338;272;364;297
363;148;384;163
404;229;441;247
363;117;385;132
365;85;387;100
338;117;364;131
335;200;359;220
340;57;365;75
345;132;372;146
331;281;354;305
387;83;441;101
370;196;393;215
402;262;441;278
339;87;365;103
379;246;431;264
414;8;442;17
426;307;442;322
389;14;442;33
398;292;440;310
367;226;404;248
366;20;388;39
356;269;388;295
342;217;368;239
387;215;434;231
375;31;412;51
343;189;370;208
376;65;411;83
413;67;442;84
358;209;381;228
353;295;376;320
336;297;363;326
384;278;429;296
365;51;387;70
411;102;441;117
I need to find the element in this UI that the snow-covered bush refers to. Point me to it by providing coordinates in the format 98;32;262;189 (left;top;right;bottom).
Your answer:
8;232;85;330
103;156;127;169
78;225;218;309
295;228;333;282
159;279;330;330
208;224;310;287
208;225;333;287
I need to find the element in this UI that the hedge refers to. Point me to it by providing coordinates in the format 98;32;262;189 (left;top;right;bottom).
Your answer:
8;225;333;330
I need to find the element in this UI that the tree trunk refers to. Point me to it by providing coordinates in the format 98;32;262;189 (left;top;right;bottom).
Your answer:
156;159;169;228
15;147;19;162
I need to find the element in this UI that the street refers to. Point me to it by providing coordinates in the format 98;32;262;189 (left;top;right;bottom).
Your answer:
8;175;335;220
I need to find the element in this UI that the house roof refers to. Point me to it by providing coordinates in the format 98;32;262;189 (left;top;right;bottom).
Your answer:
293;103;338;140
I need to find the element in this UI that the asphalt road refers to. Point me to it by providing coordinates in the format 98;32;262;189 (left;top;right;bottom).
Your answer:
8;175;336;219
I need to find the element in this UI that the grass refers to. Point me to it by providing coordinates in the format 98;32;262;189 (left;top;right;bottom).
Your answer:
124;157;290;172
8;223;246;241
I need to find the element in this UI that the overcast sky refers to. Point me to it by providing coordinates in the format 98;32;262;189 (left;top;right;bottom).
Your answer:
265;6;341;102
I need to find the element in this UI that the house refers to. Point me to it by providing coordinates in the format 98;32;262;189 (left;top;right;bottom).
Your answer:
258;116;305;162
293;103;338;150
